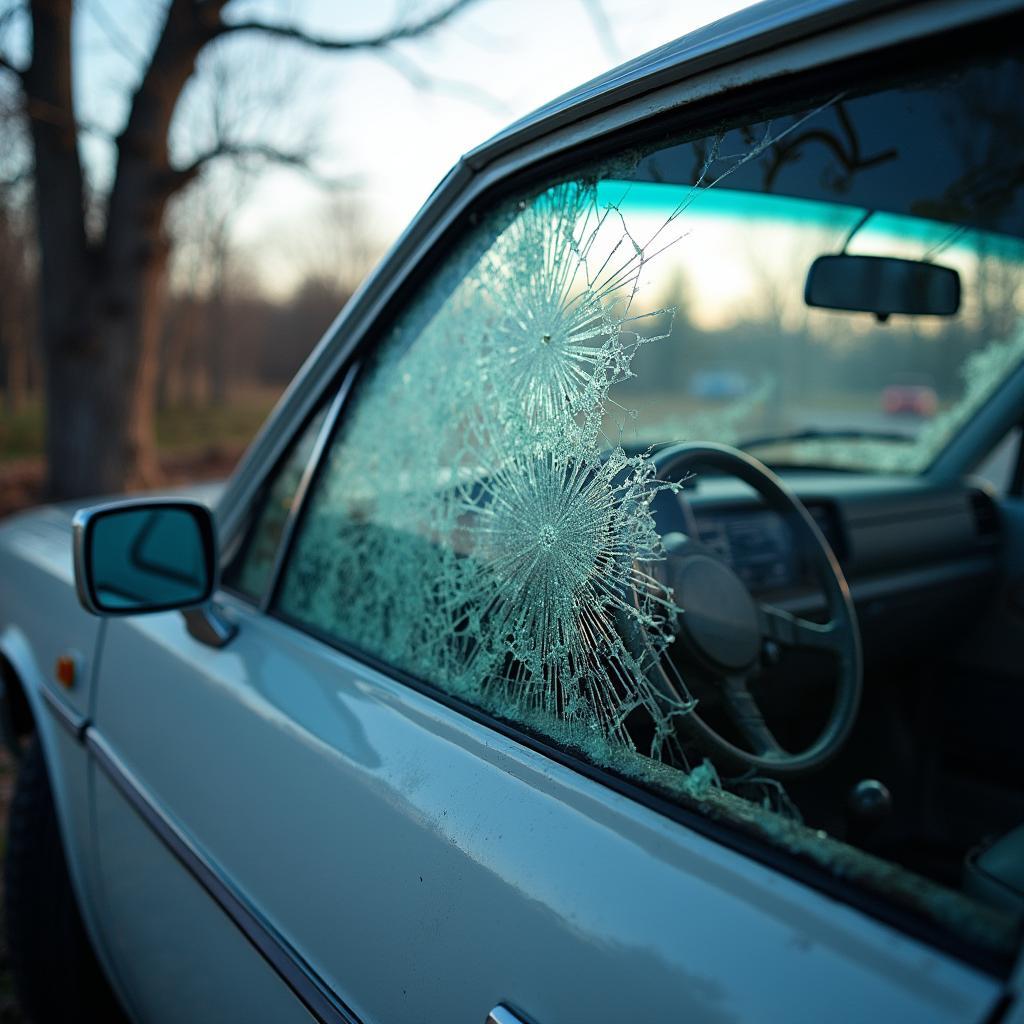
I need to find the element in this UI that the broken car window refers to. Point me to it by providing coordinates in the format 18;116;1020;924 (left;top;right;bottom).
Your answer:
277;47;1024;960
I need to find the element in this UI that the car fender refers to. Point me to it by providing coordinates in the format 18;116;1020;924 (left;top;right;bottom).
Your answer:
0;506;134;1010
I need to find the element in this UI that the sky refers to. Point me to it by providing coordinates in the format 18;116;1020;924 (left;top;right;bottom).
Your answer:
53;0;757;296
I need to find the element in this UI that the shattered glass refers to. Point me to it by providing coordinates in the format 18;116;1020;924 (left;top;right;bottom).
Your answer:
279;180;702;775
278;110;840;776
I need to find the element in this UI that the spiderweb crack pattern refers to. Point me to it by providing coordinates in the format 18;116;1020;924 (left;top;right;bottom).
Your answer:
282;178;699;771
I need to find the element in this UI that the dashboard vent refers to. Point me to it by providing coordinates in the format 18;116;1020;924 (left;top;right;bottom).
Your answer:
969;489;1000;538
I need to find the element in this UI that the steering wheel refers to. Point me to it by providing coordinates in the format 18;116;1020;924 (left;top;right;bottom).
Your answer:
643;442;862;777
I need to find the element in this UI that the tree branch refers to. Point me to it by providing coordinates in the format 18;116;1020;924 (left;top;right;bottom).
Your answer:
87;0;149;68
216;0;479;52
2;5;110;135
18;90;112;137
169;141;357;195
378;46;509;115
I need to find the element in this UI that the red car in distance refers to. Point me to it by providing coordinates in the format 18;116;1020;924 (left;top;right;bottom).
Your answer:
882;381;940;417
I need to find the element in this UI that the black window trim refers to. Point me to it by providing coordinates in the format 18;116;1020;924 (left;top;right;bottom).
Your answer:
219;371;356;609
1010;421;1024;497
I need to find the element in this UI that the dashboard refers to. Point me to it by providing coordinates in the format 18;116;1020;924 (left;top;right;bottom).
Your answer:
693;508;800;591
663;472;1001;639
691;501;845;594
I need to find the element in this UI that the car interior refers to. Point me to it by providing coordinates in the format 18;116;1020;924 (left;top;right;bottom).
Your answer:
640;439;1024;925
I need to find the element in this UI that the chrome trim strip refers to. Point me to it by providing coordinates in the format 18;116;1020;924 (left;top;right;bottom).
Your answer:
84;728;361;1024
261;362;360;615
487;1006;533;1024
40;685;88;742
71;508;96;614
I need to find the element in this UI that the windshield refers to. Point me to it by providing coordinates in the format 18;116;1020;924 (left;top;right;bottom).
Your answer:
599;54;1024;473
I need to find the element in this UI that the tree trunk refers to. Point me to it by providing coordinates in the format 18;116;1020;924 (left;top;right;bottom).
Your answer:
207;252;229;407
24;0;98;498
2;331;31;415
19;0;460;500
25;0;219;500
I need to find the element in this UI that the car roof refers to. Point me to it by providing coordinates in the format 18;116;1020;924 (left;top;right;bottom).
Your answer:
463;0;1016;171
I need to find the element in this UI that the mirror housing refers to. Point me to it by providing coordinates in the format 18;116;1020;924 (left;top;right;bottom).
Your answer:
72;499;216;616
805;254;960;320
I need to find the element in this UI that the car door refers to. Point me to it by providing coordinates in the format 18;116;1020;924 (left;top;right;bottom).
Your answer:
87;532;1004;1024
87;119;1010;1024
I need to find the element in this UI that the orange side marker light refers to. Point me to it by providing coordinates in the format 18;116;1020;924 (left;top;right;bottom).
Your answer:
55;655;76;689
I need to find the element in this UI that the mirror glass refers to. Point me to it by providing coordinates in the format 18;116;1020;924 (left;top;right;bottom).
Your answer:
87;505;212;613
805;254;961;318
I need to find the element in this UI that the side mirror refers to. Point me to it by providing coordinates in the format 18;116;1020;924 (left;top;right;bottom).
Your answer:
805;254;960;320
72;499;216;616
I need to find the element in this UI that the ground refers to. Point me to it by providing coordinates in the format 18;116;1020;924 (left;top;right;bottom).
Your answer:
0;390;278;518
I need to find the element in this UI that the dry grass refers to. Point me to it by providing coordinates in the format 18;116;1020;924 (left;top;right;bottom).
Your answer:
0;391;280;466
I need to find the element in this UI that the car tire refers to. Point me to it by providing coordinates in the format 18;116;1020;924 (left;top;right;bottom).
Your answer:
5;735;127;1023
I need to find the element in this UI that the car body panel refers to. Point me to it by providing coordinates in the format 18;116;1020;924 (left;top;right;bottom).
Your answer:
0;509;127;1010
90;753;316;1024
83;590;1001;1023
0;482;230;1019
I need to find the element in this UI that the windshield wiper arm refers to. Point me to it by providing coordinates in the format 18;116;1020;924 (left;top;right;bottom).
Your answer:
739;427;916;450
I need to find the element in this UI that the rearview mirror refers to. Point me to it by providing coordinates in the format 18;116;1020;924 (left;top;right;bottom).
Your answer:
805;254;960;320
72;499;216;616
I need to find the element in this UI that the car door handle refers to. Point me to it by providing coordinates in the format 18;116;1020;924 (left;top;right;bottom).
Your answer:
487;1006;532;1024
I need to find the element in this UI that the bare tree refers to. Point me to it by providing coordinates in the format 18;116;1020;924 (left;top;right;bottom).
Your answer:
0;71;36;416
0;197;35;414
284;191;382;295
160;170;236;410
0;0;477;499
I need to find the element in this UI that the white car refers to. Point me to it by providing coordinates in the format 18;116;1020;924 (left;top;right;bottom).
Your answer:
2;1;1024;1021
